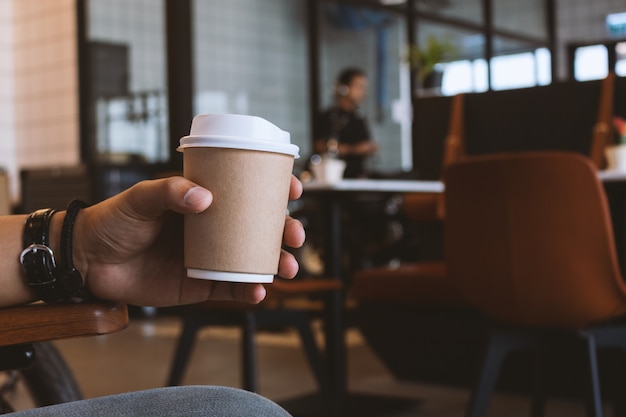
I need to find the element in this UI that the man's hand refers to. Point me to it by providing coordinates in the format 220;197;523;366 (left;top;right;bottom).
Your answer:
74;176;305;306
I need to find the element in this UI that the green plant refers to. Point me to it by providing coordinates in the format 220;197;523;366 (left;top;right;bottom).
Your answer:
405;35;458;82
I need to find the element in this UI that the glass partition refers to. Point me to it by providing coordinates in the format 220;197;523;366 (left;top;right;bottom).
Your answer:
417;0;483;25
86;0;168;164
192;0;310;164
319;2;411;173
492;0;547;40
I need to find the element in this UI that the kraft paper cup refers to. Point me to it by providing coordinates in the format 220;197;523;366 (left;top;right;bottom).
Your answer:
178;114;300;283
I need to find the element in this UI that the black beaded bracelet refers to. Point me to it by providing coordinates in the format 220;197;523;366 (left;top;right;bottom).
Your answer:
21;200;93;303
59;199;92;302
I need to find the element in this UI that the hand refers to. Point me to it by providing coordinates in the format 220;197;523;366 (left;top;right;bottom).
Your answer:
73;176;305;306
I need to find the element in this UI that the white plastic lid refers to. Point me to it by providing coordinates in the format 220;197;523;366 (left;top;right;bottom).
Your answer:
178;114;299;158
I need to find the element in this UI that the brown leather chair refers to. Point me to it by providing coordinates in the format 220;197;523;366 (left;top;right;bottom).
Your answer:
403;93;465;222
405;72;616;224
445;152;626;417
590;72;616;170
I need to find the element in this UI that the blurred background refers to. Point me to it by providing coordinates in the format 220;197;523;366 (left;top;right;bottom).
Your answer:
1;1;626;416
0;0;624;210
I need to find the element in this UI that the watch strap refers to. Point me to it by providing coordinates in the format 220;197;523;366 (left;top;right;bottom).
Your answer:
23;208;55;249
21;202;93;303
21;209;67;302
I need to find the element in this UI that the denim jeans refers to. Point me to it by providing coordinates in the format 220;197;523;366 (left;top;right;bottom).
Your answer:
8;386;292;417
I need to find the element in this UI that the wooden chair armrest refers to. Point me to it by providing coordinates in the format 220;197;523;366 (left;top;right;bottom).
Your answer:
0;301;129;347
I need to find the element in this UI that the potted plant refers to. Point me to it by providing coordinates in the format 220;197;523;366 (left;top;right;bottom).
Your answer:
405;35;458;90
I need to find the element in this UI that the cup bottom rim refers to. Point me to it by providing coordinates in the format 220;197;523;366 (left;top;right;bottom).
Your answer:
187;268;274;283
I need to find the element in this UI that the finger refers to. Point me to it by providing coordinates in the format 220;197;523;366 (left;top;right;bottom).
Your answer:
283;216;305;248
245;284;268;304
121;177;213;220
277;249;299;279
208;282;267;305
289;175;303;200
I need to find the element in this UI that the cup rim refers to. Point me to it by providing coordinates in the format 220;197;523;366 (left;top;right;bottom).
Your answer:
187;268;275;283
178;135;300;158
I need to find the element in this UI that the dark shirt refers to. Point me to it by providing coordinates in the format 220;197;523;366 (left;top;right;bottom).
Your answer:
316;107;372;178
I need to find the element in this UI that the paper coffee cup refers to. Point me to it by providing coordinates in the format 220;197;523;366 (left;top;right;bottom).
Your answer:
311;158;346;184
605;145;626;172
178;114;299;283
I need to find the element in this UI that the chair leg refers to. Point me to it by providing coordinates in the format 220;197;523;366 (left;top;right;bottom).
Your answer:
293;315;328;393
166;318;201;386
465;331;520;417
241;311;258;392
613;347;626;417
583;334;604;417
530;350;546;417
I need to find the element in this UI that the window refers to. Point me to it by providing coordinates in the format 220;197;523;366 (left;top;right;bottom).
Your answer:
617;42;626;77
418;21;487;96
86;0;169;164
490;36;552;90
441;60;489;95
574;45;609;82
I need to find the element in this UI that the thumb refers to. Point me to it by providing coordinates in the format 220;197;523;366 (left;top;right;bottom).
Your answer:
121;177;213;220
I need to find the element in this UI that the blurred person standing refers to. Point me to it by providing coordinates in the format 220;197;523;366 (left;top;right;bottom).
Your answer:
314;67;379;178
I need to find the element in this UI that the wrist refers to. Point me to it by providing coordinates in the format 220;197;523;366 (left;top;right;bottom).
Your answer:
70;206;90;294
50;210;90;296
49;209;90;286
48;211;65;265
21;201;93;303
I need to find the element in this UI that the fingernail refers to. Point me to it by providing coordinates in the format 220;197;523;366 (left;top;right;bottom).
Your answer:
183;187;212;209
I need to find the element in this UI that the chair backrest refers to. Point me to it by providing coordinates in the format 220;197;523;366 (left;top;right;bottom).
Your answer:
441;93;465;170
589;72;615;169
445;152;626;329
0;169;10;215
20;165;91;213
463;82;602;158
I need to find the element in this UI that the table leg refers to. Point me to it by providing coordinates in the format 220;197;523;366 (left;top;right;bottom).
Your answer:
323;199;347;416
604;182;626;273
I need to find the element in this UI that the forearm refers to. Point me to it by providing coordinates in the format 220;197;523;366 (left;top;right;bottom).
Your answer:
0;213;66;307
337;143;354;156
339;140;376;156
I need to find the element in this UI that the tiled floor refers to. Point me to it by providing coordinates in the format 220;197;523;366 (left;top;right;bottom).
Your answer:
5;314;606;416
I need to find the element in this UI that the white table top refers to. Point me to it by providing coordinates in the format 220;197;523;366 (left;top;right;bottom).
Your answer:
599;170;626;182
303;179;445;193
301;171;626;193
